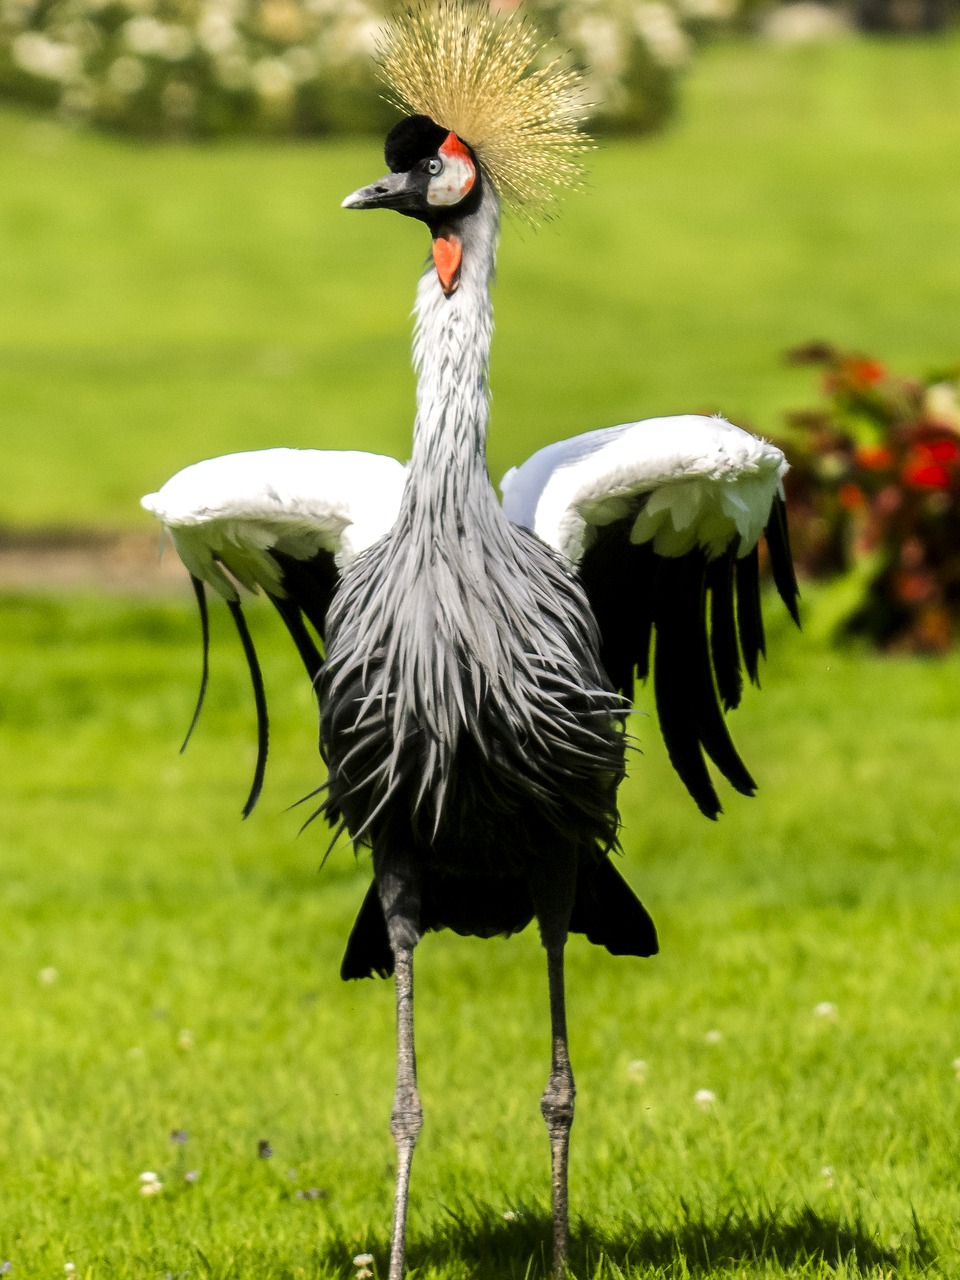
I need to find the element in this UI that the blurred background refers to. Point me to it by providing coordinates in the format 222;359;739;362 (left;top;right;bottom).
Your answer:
2;3;960;1277
2;0;960;647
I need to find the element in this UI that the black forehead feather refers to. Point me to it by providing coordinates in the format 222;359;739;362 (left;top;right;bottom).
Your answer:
384;114;449;173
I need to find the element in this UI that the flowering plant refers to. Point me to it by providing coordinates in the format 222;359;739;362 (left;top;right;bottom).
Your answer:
0;0;396;137
780;342;960;652
0;0;697;138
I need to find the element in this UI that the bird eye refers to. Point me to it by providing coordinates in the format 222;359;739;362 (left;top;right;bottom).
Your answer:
427;157;443;176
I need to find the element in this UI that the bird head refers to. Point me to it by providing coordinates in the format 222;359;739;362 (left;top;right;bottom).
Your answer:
340;0;590;299
342;114;482;298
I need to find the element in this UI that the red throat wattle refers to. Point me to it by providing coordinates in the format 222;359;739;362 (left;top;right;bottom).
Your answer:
432;230;462;296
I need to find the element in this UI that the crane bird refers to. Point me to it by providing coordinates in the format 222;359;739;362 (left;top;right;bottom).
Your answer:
142;2;799;1275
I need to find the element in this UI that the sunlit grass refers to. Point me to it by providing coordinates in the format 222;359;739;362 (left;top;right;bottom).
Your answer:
0;36;959;525
3;593;960;1276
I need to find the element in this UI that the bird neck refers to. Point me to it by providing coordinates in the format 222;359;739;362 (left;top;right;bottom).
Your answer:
406;184;499;512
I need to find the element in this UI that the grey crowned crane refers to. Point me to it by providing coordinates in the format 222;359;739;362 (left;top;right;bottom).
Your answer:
142;2;799;1275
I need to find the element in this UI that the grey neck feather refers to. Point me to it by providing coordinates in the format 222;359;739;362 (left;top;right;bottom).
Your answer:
405;183;501;533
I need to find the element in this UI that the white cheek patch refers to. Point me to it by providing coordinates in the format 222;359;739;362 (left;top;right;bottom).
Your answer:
427;145;476;208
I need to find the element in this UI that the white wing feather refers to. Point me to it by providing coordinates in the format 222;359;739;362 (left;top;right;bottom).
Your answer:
500;414;788;563
142;447;407;600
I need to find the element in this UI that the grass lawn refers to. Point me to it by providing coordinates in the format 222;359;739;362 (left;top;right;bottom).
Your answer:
0;36;959;526
4;29;960;1280
3;593;960;1278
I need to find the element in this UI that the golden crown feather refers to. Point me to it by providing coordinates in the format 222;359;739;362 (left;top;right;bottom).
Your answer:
376;0;591;223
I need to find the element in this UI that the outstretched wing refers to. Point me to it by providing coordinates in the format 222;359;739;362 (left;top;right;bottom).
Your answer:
500;414;800;819
142;446;407;814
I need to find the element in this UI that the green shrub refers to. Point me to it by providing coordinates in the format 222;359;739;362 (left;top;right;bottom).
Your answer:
0;0;688;139
779;343;960;653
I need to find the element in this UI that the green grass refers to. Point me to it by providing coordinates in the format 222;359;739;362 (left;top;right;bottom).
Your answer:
1;35;960;526
3;592;960;1277
4;31;960;1280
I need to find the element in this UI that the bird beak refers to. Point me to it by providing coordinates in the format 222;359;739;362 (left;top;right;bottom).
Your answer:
342;171;421;213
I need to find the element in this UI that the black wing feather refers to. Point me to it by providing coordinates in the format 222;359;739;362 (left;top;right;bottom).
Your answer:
735;542;765;685
766;493;801;626
706;550;742;712
177;547;339;815
267;591;324;687
181;574;211;753
226;598;270;819
578;498;800;817
682;559;757;799
579;534;654;695
650;552;723;818
271;549;338;638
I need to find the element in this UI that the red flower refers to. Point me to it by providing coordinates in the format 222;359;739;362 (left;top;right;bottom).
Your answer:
838;482;865;509
902;460;952;489
843;357;888;388
893;570;937;604
901;435;960;489
855;444;894;470
923;438;960;464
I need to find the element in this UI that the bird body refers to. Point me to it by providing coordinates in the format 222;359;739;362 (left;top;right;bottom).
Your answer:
141;5;799;1275
317;177;649;976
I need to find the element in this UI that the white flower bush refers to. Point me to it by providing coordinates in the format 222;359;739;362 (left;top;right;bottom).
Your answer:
533;0;691;134
0;0;395;136
0;0;700;137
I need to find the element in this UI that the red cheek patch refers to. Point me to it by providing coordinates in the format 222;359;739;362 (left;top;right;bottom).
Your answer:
432;231;462;296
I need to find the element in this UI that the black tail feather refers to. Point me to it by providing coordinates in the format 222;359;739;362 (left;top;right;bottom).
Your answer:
341;880;394;980
569;857;659;957
341;855;659;981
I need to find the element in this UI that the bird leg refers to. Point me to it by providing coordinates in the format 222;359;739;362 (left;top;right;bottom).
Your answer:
373;849;424;1279
541;938;575;1276
530;861;578;1277
387;944;423;1280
